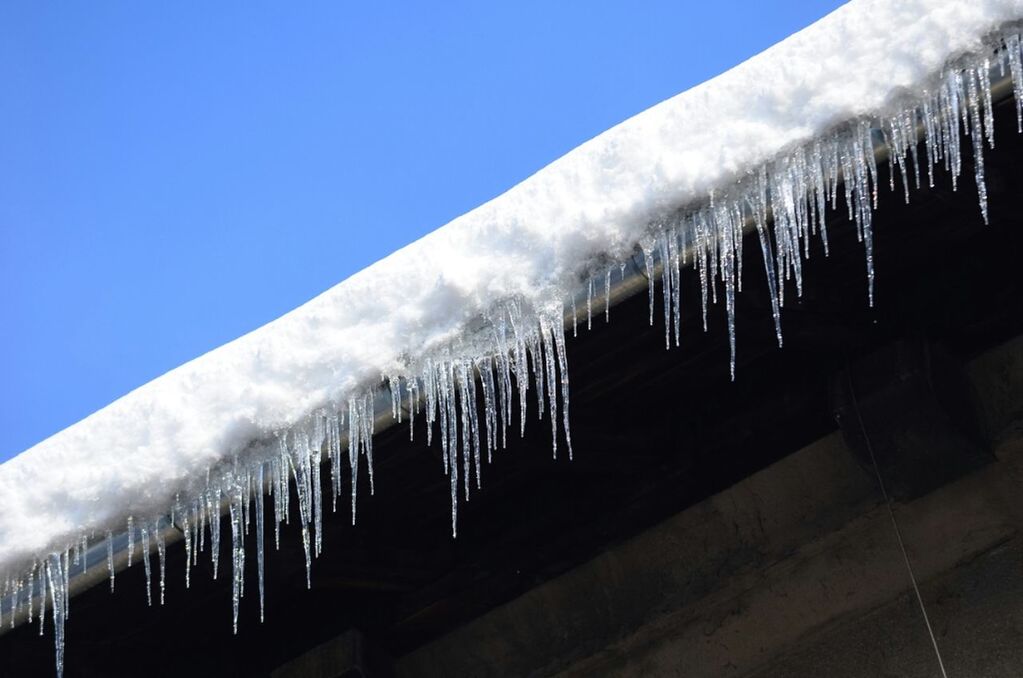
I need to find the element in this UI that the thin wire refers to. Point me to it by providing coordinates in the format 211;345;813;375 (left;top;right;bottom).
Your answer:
845;368;950;678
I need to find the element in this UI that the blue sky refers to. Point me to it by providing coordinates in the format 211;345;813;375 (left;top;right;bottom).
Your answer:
0;1;846;461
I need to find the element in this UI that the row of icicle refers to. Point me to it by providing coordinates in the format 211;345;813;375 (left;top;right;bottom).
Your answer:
3;26;1022;678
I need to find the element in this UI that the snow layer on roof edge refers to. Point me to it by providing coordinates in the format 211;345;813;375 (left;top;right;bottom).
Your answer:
10;0;1023;574
6;1;1023;675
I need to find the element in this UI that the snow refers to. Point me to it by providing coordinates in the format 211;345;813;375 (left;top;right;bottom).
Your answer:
5;1;1023;675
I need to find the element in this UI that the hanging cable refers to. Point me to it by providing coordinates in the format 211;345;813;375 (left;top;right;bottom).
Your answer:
844;367;949;678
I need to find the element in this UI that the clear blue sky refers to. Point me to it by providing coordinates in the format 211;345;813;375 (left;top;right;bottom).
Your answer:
0;1;846;461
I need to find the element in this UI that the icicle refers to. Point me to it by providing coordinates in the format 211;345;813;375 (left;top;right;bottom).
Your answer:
127;516;135;568
182;513;192;589
668;230;682;347
348;398;361;528
272;453;284;549
445;364;460;537
1008;33;1023;132
467;365;482;489
553;318;573;461
312;435;323;559
659;235;672;349
541;320;559;459
694;212;711;331
209;485;222;580
38;563;45;637
480;356;497;463
753;171;783;346
10;580;19;631
27;562;34;625
571;294;578;337
435;363;449;473
966;65;989;223
155;521;166;606
141;523;153;607
457;363;473;498
858;123;876;307
327;413;339;512
363;395;376;497
198;499;207;557
62;549;69;621
106;532;115;593
586;278;593;331
193;502;202;565
229;490;244;634
45;554;66;678
242;473;251;537
256;463;266;623
388;375;401;424
510;312;529;439
604;268;612;322
529;334;545;423
7;580;14;630
288;429;313;589
642;244;656;326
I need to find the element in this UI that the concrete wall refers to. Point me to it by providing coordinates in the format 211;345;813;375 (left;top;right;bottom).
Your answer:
396;337;1023;677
